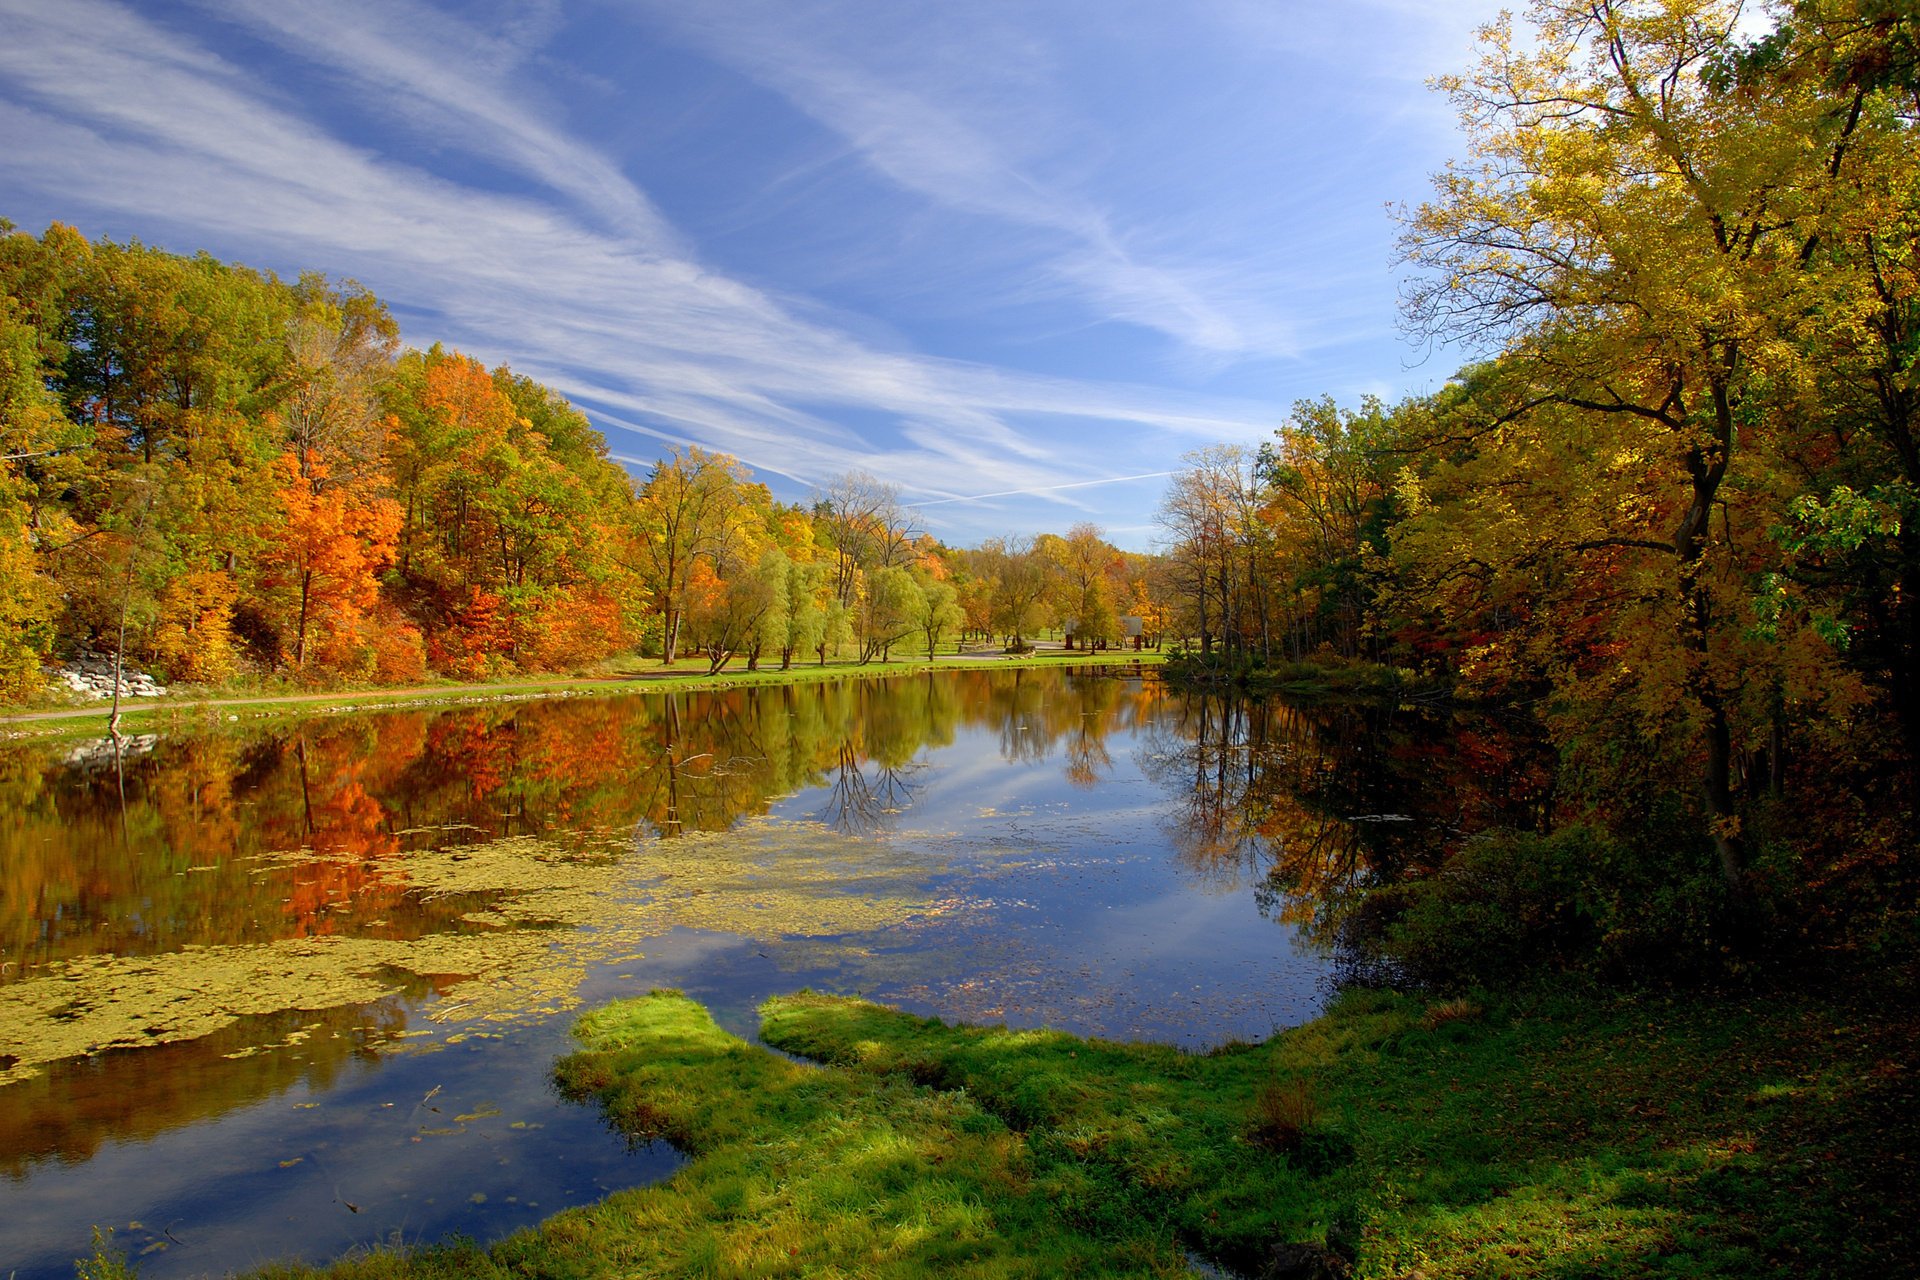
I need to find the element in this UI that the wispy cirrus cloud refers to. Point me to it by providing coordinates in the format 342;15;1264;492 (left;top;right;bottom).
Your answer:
184;0;683;248
623;0;1308;365
0;0;1294;545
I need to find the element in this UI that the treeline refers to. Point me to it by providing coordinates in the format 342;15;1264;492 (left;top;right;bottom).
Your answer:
1154;0;1918;929
0;223;639;691
0;224;1160;698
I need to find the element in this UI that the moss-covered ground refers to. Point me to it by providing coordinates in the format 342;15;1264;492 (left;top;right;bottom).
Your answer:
229;953;1916;1280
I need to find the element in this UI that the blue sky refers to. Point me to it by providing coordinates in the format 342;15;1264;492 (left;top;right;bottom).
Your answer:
0;0;1501;548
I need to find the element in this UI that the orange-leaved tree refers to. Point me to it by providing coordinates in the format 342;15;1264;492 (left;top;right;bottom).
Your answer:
256;450;399;677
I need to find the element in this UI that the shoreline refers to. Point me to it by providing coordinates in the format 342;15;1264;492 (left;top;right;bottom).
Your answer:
221;958;1916;1280
0;648;1164;740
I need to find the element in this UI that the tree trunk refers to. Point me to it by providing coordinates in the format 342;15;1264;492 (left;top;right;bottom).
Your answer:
1675;376;1746;895
296;569;312;668
662;607;681;664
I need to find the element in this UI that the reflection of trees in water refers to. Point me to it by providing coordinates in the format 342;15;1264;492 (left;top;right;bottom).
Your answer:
0;669;1161;979
1140;698;1290;893
973;666;1146;773
0;994;415;1178
1065;722;1114;790
815;741;921;834
0;666;1163;1184
1141;694;1553;947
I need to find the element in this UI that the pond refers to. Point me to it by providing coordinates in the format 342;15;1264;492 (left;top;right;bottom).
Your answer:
0;666;1549;1278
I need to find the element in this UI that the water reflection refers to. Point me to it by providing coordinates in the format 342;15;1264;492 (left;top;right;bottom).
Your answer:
1140;694;1554;945
0;666;1539;1278
0;671;1165;1121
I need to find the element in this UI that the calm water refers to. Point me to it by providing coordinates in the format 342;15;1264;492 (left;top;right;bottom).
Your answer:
0;666;1547;1278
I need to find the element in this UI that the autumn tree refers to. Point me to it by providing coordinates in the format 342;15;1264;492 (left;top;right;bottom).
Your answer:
1156;446;1266;656
686;542;787;674
974;537;1052;648
1730;0;1920;760
277;277;396;487
1399;0;1851;891
776;556;830;670
386;348;636;675
630;446;757;663
0;284;66;696
1259;396;1403;659
255;452;400;676
858;565;922;662
813;471;920;608
1044;523;1122;649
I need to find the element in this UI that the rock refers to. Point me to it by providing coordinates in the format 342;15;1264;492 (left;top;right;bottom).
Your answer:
62;735;159;768
46;651;171;700
1258;1243;1351;1280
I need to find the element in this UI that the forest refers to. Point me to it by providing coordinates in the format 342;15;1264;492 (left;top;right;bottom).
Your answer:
1153;0;1919;970
5;3;1918;1277
0;222;1170;696
2;0;1915;953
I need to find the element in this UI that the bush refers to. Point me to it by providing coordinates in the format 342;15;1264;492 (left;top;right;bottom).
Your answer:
1360;825;1728;988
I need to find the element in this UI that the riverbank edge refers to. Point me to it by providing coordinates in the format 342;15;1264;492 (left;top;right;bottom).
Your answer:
0;649;1164;742
211;955;1914;1280
1157;652;1443;703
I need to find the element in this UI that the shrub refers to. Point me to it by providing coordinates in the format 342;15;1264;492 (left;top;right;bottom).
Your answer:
76;1227;136;1280
1362;825;1728;988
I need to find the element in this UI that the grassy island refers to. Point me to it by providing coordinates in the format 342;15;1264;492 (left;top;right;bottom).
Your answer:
219;956;1913;1280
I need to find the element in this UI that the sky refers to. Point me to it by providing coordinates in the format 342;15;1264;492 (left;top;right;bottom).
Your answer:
0;0;1505;549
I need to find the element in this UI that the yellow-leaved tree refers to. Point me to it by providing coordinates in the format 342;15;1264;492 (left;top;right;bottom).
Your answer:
1399;0;1874;894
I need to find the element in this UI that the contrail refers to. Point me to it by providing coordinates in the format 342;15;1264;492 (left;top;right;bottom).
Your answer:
911;471;1175;508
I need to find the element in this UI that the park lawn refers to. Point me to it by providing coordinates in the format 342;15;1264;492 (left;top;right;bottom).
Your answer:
4;647;1162;741
228;953;1915;1280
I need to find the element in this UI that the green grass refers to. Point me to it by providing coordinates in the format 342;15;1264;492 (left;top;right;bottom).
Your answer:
1;648;1163;740
230;956;1916;1280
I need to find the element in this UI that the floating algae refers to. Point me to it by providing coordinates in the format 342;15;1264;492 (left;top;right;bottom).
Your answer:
0;816;960;1086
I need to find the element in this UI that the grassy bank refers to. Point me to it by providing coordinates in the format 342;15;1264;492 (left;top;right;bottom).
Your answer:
225;957;1914;1280
1159;652;1428;702
1;648;1162;741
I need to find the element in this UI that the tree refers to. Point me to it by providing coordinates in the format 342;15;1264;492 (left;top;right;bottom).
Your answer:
1045;523;1122;649
256;451;400;675
859;565;922;663
277;278;396;487
978;537;1051;647
0;285;68;697
1157;446;1264;655
632;446;753;663
777;556;829;670
1736;1;1920;759
910;572;964;660
1259;397;1403;659
813;471;920;608
1399;0;1838;891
